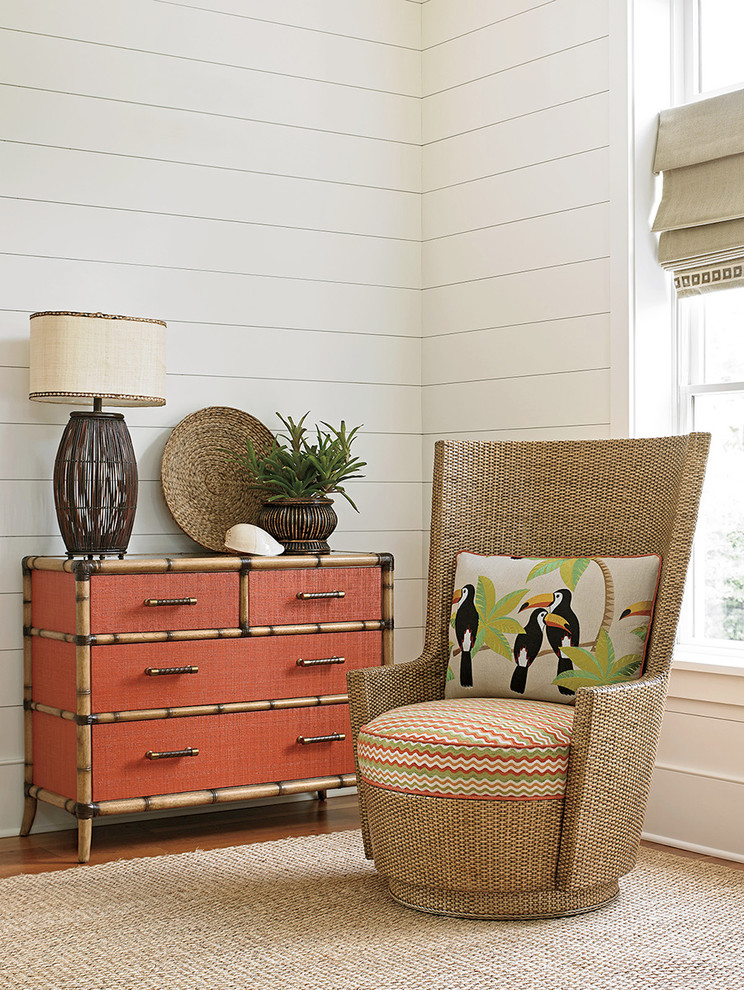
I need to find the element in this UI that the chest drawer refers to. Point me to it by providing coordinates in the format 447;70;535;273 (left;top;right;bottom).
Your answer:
86;631;381;711
89;572;239;633
30;569;240;635
89;705;355;801
248;566;382;626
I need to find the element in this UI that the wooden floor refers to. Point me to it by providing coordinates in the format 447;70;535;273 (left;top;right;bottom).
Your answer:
0;794;741;878
0;795;361;877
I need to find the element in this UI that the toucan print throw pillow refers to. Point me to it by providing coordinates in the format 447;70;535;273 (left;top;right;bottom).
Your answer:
445;552;662;705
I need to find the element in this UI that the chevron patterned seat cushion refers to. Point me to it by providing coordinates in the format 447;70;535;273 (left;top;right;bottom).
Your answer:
357;697;574;801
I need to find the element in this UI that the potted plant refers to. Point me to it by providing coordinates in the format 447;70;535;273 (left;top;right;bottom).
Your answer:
232;412;366;553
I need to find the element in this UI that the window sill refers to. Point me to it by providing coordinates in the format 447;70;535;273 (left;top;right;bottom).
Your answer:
672;644;744;677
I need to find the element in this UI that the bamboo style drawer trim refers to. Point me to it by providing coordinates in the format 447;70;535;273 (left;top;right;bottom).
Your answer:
28;694;350;724
27;775;358;820
28;620;387;647
24;553;387;574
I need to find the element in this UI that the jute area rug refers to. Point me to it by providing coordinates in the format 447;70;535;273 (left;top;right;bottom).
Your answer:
1;830;742;990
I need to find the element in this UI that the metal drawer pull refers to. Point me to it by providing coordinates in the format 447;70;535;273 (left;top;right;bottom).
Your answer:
144;597;197;607
145;665;199;676
296;591;345;600
145;747;200;760
296;656;345;667
297;732;346;745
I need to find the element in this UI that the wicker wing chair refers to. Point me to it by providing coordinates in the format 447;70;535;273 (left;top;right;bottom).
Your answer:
348;435;710;919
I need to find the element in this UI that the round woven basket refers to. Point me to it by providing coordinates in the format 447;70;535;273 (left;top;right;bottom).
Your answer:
161;406;274;552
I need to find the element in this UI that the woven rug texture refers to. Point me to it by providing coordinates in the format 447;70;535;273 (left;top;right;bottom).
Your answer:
1;829;742;990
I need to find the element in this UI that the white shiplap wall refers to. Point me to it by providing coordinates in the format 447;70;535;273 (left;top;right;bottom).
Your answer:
421;0;612;488
3;0;739;860
0;0;425;836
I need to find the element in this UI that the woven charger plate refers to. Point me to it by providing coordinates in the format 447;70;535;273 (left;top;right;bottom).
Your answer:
161;406;275;552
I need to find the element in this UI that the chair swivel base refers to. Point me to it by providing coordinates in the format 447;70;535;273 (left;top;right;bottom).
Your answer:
385;876;620;921
363;784;625;921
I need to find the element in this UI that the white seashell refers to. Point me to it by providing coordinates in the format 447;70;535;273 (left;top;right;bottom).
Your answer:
224;523;284;556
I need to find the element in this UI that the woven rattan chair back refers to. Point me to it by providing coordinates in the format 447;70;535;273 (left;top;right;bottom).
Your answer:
424;435;710;682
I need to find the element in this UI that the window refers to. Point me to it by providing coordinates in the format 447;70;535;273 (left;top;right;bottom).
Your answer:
679;289;744;648
698;1;744;93
675;0;744;655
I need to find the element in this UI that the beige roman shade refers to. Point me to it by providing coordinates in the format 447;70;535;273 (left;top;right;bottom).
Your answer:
652;87;744;297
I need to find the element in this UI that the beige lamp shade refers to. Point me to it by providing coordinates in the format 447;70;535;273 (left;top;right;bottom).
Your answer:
29;311;167;406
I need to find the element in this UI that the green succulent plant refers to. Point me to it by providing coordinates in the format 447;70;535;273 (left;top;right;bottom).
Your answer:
231;412;366;510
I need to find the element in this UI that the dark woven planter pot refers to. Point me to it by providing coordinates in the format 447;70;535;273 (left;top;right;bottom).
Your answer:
258;497;338;554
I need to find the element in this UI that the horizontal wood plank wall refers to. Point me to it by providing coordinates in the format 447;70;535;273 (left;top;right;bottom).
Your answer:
0;0;424;837
421;0;612;476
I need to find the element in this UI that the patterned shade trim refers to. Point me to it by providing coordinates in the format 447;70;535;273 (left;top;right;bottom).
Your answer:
358;698;573;801
672;260;744;297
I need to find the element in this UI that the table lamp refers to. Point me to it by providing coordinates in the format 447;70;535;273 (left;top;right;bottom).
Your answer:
29;311;167;558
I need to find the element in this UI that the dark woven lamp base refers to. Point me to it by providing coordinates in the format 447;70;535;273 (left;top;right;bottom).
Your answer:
53;410;138;557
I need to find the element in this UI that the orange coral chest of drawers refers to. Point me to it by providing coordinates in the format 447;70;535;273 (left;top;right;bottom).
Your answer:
22;552;393;862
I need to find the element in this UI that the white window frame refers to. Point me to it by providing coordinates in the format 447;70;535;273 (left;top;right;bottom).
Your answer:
668;0;744;670
676;301;744;653
672;0;699;103
611;0;744;673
